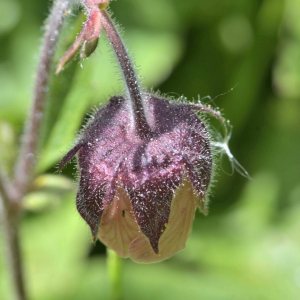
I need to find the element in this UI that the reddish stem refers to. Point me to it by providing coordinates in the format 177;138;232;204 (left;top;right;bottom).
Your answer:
99;10;152;139
0;2;71;300
14;0;70;199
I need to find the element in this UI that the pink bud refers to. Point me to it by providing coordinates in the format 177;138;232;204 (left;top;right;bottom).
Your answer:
56;0;110;73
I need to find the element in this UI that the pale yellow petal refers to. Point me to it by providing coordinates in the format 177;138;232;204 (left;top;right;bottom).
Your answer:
98;185;141;258
128;178;197;263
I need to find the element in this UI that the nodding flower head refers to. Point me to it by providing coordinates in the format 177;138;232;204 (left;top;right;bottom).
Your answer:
59;94;214;263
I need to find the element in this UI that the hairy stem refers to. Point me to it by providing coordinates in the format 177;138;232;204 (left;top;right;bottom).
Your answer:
0;165;17;205
0;1;71;299
0;197;25;300
187;103;225;124
107;249;123;300
14;0;70;198
0;166;25;300
99;9;152;139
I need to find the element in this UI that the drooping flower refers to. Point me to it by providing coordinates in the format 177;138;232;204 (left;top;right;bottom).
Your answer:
57;4;249;263
59;94;213;262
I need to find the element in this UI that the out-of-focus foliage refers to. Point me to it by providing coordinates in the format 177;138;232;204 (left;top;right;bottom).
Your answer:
1;0;300;299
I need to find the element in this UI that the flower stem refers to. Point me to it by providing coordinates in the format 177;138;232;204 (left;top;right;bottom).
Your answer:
107;249;123;300
0;166;25;300
0;198;25;300
0;1;70;299
14;0;70;198
99;9;152;139
0;165;16;205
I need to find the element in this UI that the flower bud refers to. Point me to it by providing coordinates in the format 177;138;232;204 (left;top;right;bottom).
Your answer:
80;38;99;59
59;94;212;262
56;0;110;73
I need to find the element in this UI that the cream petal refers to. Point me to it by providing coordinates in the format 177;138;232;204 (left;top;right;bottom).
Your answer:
98;185;141;258
128;177;197;263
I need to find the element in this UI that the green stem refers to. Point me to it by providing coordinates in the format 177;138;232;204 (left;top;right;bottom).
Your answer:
107;249;123;300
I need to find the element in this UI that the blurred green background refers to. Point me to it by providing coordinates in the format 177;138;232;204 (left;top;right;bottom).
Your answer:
1;0;300;299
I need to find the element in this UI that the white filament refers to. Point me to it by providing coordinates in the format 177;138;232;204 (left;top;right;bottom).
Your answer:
211;122;252;180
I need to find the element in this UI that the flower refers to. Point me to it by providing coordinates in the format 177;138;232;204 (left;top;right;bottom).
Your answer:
59;94;213;263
